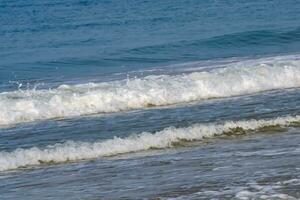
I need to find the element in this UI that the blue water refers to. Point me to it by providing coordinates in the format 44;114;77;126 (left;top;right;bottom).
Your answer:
1;0;300;199
1;0;300;88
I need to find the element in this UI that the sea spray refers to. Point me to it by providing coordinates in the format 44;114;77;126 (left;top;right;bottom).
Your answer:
1;55;300;126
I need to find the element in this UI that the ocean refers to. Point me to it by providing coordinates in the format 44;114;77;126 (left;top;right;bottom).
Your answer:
1;0;300;199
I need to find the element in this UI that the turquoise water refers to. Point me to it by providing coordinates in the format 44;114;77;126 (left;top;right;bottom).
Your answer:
1;0;300;199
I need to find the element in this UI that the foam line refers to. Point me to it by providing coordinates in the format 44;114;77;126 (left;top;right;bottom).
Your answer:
1;55;300;126
0;115;299;171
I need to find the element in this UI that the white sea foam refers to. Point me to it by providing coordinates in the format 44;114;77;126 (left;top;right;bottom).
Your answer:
0;115;299;171
166;179;299;200
1;55;300;126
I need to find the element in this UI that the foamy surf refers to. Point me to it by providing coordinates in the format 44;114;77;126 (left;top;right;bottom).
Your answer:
0;115;300;171
1;55;300;126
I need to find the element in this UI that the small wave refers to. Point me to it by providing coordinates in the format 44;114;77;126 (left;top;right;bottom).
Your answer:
203;28;300;47
1;54;300;126
0;115;300;171
127;27;300;54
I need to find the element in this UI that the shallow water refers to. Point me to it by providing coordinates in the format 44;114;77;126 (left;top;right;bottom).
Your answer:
1;0;300;199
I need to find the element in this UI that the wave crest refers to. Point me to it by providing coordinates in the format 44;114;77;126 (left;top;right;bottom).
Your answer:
1;55;300;126
0;115;299;171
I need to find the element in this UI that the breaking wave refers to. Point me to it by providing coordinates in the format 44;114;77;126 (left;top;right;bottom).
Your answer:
1;55;300;126
0;115;300;171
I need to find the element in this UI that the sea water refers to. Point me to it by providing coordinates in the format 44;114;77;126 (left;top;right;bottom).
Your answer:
1;0;300;199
